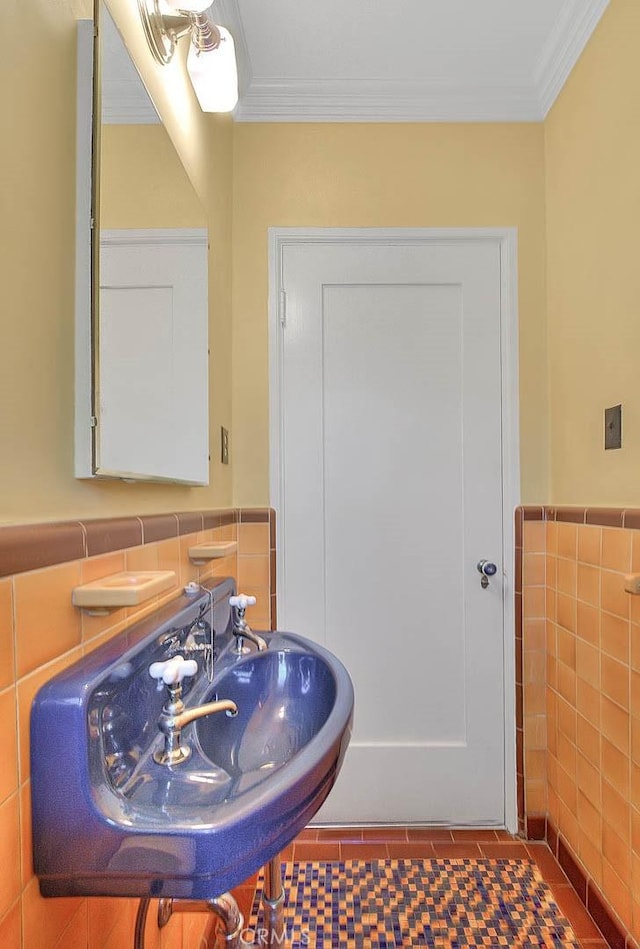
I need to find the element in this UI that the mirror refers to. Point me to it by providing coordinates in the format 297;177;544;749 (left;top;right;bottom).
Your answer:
75;1;210;485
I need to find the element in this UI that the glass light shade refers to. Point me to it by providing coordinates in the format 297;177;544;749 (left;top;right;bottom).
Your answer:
187;27;238;113
160;0;213;12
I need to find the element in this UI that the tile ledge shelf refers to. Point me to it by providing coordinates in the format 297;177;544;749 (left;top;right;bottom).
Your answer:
188;541;238;563
72;570;177;613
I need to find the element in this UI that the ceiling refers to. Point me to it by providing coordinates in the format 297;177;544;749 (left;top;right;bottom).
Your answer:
216;0;610;122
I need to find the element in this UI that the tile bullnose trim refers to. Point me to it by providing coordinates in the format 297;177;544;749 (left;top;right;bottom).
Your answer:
516;505;640;527
0;508;272;578
0;521;86;578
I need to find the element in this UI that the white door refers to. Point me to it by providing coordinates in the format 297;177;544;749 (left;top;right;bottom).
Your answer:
97;228;209;484
273;232;515;826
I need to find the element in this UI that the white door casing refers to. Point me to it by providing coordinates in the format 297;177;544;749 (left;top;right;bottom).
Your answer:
269;228;519;829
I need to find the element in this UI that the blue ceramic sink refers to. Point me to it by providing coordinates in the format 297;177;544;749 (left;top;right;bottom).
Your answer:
31;577;353;900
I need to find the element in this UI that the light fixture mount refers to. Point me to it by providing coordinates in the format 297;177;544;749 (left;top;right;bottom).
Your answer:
137;0;238;112
137;0;192;65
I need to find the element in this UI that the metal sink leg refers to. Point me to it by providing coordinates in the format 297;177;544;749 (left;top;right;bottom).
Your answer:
134;892;244;948
262;854;286;945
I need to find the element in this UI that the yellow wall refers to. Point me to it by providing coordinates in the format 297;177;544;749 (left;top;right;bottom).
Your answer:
231;123;548;505
0;0;233;525
100;124;206;228
545;0;640;505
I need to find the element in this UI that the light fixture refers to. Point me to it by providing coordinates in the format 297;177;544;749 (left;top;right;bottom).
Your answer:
138;0;238;113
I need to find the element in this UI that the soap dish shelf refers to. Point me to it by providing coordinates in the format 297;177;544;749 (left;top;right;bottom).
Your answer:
72;571;177;615
188;542;237;564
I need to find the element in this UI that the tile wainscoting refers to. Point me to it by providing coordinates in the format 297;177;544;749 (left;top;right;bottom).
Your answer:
0;508;275;949
517;505;640;949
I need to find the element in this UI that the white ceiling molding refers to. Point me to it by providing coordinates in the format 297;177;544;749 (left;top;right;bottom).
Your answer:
226;0;611;123
234;78;542;123
534;0;610;117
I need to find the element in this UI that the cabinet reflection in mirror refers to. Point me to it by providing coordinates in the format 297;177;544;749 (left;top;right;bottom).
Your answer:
75;2;209;484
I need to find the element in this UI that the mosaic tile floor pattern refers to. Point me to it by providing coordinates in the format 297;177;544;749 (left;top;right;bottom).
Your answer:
248;858;581;947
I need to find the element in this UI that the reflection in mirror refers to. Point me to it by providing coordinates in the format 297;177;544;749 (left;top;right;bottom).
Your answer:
75;3;210;485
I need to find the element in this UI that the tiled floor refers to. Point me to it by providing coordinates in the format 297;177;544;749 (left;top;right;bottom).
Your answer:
232;828;609;948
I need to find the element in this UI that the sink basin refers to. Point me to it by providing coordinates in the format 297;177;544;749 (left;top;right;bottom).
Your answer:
31;577;353;900
196;651;337;785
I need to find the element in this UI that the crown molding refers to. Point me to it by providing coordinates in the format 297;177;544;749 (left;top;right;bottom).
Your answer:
224;0;610;123
534;0;610;117
234;78;542;123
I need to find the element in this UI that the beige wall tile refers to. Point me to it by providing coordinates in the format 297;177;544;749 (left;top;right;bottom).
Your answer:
0;900;21;949
577;563;600;607
0;580;15;692
602;528;632;574
20;781;32;888
179;536;199;587
576;601;600;646
601;654;630;711
577;752;601;807
557;523;577;560
0;793;21;919
577;714;601;766
238;522;270;556
602;611;630;664
125;544;160;572
21;877;83;949
87;897;121;949
52;902;88;949
578;526;601;566
0;689;17;809
557;628;576;669
603;820;631;880
523;619;545;651
524;521;546;553
557;558;577;597
556;593;576;633
602;695;630;755
576;678;601;728
602;569;631;620
579;832;603;887
557;662;576;706
632;533;640;573
14;562;83;679
237;555;270;589
602;859;632;931
577;790;602;846
157;539;182;592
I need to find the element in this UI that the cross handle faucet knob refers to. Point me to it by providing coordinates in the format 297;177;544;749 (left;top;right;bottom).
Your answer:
149;656;198;686
229;594;256;610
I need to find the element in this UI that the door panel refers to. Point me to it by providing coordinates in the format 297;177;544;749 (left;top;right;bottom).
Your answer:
279;239;505;824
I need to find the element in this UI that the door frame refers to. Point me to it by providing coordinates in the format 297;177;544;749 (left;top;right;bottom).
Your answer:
268;227;520;832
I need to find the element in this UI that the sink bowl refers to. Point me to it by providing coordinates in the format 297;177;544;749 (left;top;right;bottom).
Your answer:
196;651;337;785
31;577;353;900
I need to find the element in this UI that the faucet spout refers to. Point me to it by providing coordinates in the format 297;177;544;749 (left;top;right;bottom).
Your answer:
173;699;237;730
234;627;268;653
154;685;238;767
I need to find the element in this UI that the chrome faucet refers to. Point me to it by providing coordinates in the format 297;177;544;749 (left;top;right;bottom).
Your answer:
149;657;237;766
230;594;267;654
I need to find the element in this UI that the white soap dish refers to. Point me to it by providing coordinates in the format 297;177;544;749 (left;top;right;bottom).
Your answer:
72;570;177;614
188;542;237;564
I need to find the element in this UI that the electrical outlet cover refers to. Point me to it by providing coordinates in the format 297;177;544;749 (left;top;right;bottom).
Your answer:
604;404;622;450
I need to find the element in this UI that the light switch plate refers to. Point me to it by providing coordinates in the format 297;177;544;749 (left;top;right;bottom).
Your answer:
221;426;230;465
604;404;622;450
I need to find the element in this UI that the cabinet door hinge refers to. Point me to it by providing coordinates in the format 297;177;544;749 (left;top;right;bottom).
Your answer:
279;289;287;328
